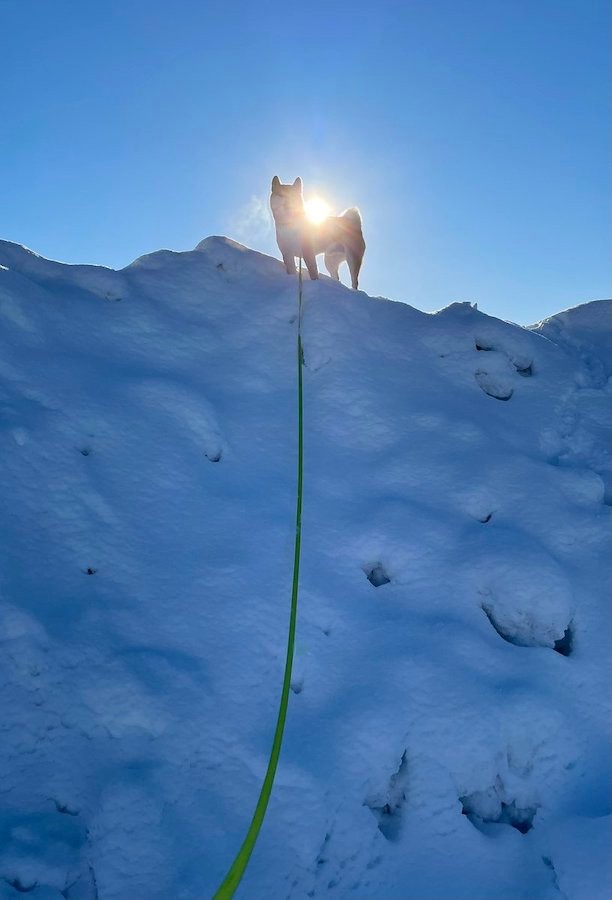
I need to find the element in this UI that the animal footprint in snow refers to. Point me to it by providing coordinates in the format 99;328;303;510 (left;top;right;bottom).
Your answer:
364;563;391;587
482;602;574;656
513;356;533;377
53;798;80;816
364;751;408;841
461;787;537;834
475;369;513;401
5;877;37;893
133;380;225;464
290;677;304;694
474;336;534;379
1;806;89;895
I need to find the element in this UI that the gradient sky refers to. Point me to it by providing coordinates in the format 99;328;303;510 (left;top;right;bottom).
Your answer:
1;0;609;323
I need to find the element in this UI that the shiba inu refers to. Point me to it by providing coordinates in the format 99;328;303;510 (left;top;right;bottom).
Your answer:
270;176;366;289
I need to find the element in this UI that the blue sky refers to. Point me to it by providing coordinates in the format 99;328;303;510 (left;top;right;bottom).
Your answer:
1;0;609;322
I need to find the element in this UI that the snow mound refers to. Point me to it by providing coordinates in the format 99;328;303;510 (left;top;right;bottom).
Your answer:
531;299;612;381
0;237;610;899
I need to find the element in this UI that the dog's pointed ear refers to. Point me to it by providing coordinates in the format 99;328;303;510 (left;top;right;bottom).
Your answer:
271;175;280;193
293;177;302;191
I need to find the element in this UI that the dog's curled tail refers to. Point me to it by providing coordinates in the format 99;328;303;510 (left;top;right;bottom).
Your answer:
340;206;362;227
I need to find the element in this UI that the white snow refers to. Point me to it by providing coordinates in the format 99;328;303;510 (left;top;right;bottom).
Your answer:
0;236;610;899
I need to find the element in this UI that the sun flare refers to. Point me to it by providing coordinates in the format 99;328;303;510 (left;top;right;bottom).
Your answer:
304;196;332;225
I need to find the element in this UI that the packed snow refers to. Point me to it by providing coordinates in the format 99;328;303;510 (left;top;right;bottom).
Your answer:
0;236;610;899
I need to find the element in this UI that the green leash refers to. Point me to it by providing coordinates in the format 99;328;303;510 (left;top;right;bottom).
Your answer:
213;260;304;899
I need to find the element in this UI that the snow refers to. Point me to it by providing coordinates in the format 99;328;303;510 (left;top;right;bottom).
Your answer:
0;236;610;899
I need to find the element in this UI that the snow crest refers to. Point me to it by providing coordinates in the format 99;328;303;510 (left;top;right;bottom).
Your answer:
0;238;610;899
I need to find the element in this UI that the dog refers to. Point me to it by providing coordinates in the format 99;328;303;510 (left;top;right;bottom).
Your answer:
270;176;365;289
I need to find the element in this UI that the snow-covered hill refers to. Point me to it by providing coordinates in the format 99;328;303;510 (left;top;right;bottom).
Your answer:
0;237;610;900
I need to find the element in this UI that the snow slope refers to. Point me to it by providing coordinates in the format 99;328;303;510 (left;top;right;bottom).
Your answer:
0;237;610;900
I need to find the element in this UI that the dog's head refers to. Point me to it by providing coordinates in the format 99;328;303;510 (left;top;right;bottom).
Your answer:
270;176;304;223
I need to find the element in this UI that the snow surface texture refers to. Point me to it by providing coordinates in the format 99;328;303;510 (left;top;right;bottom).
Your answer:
0;237;610;900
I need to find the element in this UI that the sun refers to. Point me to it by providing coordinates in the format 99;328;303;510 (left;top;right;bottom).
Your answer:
304;196;332;224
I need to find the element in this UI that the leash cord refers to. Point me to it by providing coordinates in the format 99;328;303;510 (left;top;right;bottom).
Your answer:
213;259;304;899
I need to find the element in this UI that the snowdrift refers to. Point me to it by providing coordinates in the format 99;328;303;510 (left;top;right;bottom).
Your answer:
0;237;610;899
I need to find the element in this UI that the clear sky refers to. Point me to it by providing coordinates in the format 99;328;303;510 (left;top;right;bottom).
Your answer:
1;0;609;323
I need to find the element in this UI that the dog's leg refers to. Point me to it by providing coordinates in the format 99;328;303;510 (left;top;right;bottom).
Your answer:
346;251;362;290
324;251;341;281
303;252;319;281
282;252;297;276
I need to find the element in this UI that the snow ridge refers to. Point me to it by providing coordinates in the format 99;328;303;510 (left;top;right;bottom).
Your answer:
0;237;610;899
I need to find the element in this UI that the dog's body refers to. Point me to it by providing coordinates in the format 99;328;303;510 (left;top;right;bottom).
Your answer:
270;176;365;289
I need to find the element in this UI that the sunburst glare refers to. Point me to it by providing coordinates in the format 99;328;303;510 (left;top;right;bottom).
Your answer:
304;196;332;225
